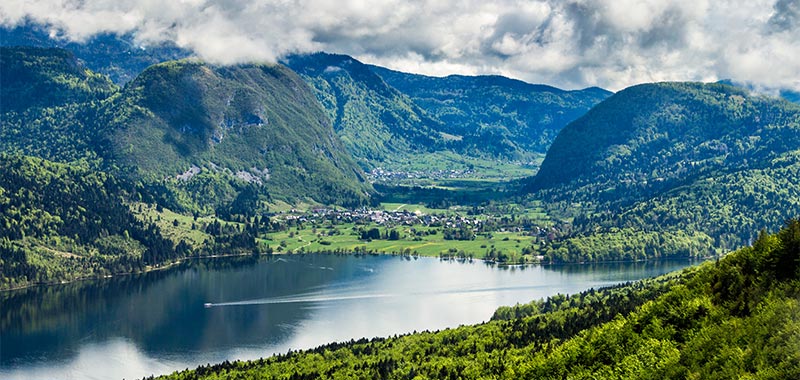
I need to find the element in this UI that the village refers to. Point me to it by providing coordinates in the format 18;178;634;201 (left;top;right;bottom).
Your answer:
271;206;563;242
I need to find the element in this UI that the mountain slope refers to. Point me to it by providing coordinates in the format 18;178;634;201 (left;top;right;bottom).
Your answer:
157;220;800;380
0;46;117;112
0;47;117;162
371;66;611;159
0;155;178;290
283;53;444;168
530;82;800;196
101;59;372;208
526;82;800;261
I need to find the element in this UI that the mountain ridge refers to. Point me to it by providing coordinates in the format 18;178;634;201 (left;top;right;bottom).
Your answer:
283;52;445;168
370;64;612;159
1;23;190;84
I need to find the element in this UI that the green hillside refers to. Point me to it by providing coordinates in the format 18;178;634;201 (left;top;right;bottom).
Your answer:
156;220;800;380
0;47;118;162
530;82;800;194
371;66;611;159
100;59;372;210
526;82;800;262
285;52;610;171
284;53;444;168
0;46;117;112
0;155;177;290
1;47;373;211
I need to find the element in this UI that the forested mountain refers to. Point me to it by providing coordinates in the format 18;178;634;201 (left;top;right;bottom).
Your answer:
371;66;611;159
526;82;800;262
99;59;372;210
285;52;611;168
0;47;117;163
0;46;117;112
1;23;190;84
530;82;800;194
283;53;445;168
1;47;372;211
157;220;800;380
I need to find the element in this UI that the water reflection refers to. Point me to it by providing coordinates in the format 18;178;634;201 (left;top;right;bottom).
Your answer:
0;254;695;380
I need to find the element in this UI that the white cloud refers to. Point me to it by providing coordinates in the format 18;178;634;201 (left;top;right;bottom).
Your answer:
1;0;798;91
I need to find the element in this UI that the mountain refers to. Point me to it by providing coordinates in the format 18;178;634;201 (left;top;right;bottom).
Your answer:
1;23;190;84
156;220;800;380
526;82;800;261
1;47;372;211
370;66;612;158
285;52;610;171
0;46;118;112
100;59;372;209
283;53;444;168
0;47;118;162
530;82;800;196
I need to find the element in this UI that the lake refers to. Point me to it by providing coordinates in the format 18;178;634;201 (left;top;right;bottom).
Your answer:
0;254;696;380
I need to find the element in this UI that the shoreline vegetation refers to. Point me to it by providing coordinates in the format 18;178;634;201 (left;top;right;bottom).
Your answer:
0;247;708;293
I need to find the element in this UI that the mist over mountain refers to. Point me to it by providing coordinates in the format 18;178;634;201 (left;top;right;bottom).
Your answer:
1;23;190;84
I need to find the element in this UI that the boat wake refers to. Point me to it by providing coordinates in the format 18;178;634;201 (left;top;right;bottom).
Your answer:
203;284;547;308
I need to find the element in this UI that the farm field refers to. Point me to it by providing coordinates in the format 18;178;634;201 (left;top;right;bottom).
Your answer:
261;222;539;263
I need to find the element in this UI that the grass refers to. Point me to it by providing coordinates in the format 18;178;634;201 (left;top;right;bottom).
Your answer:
261;223;538;260
131;197;551;263
130;202;242;248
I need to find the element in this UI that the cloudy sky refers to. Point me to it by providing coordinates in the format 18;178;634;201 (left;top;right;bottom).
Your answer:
2;0;798;91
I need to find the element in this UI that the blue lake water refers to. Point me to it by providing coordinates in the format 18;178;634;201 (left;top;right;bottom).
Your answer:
0;254;696;380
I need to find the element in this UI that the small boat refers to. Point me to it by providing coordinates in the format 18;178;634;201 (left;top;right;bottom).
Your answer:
204;303;213;308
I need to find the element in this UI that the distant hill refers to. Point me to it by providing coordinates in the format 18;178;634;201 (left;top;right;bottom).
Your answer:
285;52;610;170
283;53;444;168
530;82;800;195
0;47;117;162
100;59;372;209
370;66;611;159
526;82;800;262
1;23;190;84
0;46;117;112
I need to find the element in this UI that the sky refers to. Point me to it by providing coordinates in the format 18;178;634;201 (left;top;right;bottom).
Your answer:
1;0;798;91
